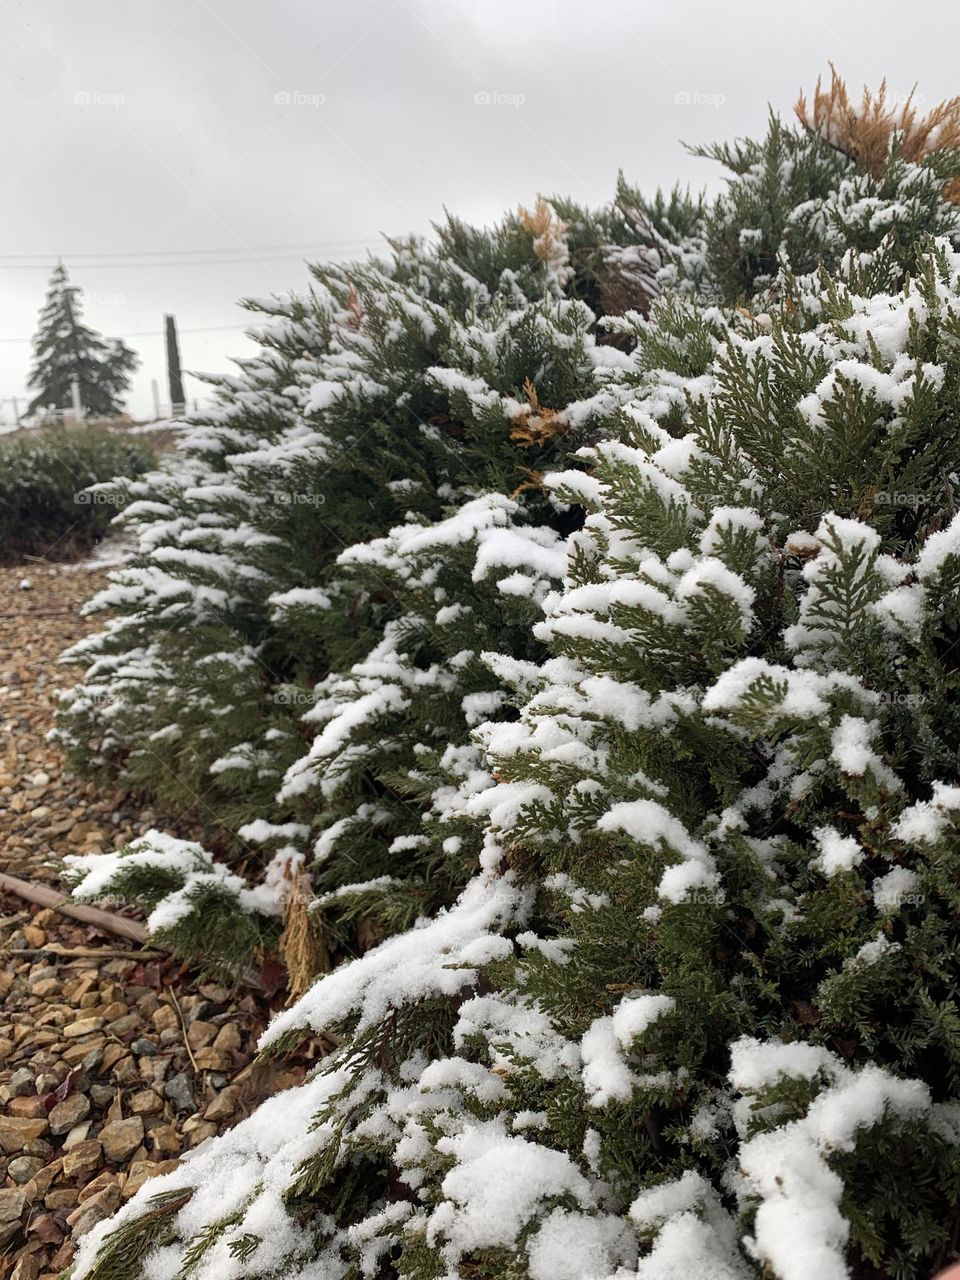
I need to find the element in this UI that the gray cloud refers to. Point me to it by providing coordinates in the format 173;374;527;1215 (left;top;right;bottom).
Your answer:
1;0;957;417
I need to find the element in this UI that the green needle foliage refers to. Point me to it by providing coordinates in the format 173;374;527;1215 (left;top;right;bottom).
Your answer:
63;74;960;1280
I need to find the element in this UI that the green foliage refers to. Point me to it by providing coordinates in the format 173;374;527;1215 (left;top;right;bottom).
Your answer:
0;427;150;563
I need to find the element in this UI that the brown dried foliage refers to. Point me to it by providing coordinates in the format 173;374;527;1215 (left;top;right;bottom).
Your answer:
509;378;567;449
796;64;960;194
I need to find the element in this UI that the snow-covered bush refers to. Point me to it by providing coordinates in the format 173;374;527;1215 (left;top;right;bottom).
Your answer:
70;105;960;1280
0;427;149;562
56;97;960;986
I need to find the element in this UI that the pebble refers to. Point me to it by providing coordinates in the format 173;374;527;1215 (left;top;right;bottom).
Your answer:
0;1116;48;1152
63;1017;105;1039
6;1156;43;1185
163;1072;196;1114
99;1117;144;1162
0;564;265;1277
49;1094;92;1136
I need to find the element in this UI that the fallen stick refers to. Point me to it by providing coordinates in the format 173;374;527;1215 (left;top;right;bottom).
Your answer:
0;871;151;944
5;945;166;961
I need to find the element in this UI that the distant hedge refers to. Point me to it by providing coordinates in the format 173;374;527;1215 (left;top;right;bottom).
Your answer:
0;428;151;563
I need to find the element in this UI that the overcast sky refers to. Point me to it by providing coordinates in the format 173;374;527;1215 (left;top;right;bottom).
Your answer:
2;0;959;419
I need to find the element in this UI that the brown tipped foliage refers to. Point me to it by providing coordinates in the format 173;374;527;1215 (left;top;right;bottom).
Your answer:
796;63;960;192
509;378;567;449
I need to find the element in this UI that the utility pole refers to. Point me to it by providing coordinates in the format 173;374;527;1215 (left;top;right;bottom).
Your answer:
165;314;184;417
70;377;83;424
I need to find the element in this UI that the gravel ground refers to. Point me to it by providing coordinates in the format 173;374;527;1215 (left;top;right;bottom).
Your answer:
0;562;310;1280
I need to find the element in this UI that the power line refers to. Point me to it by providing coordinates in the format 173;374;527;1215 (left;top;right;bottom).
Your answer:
0;239;384;267
0;324;254;344
0;255;377;270
0;238;383;259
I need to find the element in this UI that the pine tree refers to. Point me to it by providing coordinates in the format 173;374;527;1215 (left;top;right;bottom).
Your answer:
26;262;139;418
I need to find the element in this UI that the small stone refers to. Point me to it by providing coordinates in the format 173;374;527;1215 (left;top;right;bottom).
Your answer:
147;1123;180;1156
163;1072;195;1114
81;1047;104;1073
44;1188;78;1211
191;1047;231;1072
101;1042;128;1071
128;1089;162;1116
34;1073;59;1095
203;1085;239;1122
69;1184;122;1238
7;1155;43;1184
151;1006;179;1034
28;978;60;999
90;1084;115;1108
184;1119;217;1147
212;1022;242;1055
22;1137;52;1159
185;1020;217;1050
100;1001;127;1022
63;1037;105;1066
198;983;230;1003
99;1117;144;1162
77;1171;118;1205
8;1068;34;1097
130;1037;159;1057
63;1017;105;1039
0;1188;27;1222
123;1158;179;1198
0;1115;48;1152
9;1252;39;1280
63;1121;92;1148
113;1056;139;1086
49;1092;91;1136
0;1038;14;1063
106;1014;139;1038
9;1094;48;1119
62;1138;101;1178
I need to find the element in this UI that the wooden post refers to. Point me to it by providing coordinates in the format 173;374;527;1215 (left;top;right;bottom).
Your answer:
165;314;184;416
70;377;83;422
151;378;161;420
